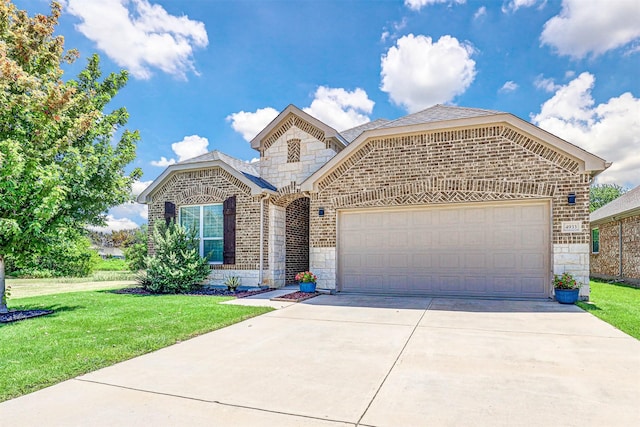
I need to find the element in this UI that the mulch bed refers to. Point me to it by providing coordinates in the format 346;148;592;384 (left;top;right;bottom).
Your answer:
0;309;54;324
271;291;320;303
112;287;273;299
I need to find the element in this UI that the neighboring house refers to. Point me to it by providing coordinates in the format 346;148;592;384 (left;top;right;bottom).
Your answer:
138;104;608;299
590;185;640;285
92;246;125;259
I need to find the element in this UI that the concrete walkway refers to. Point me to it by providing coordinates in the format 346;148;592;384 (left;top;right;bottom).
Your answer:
2;294;639;426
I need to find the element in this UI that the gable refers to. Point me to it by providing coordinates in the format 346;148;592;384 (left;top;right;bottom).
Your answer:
301;114;608;193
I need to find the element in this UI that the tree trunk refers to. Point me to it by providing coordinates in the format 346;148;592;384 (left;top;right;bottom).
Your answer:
0;255;7;313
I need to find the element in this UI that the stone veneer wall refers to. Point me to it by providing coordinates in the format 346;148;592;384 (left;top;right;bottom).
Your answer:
147;167;267;285
308;124;592;294
260;123;338;189
285;198;310;284
591;214;640;284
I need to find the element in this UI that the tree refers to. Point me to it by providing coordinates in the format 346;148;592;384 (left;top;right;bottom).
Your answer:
590;183;627;212
0;2;141;312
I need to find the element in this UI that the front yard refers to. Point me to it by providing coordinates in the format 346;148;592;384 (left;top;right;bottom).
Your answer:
578;280;640;340
0;290;271;402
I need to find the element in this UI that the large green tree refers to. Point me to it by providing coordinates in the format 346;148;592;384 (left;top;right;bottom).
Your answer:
0;2;141;312
590;183;627;212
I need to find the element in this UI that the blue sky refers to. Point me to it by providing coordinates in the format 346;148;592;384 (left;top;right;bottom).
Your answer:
15;0;640;231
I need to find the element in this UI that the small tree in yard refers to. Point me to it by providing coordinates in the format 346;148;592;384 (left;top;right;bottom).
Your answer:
0;2;141;312
142;222;210;294
123;225;148;272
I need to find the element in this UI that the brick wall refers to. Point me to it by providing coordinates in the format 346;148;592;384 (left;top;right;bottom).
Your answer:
147;168;267;274
309;124;591;289
285;197;310;284
591;214;640;283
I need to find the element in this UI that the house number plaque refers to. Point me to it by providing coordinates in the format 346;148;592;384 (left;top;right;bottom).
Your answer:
561;221;582;233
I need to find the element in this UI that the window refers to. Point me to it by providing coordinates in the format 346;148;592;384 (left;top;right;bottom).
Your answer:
180;204;223;263
287;138;300;163
591;228;600;254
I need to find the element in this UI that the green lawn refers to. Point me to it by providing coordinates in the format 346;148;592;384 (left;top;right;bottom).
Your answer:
95;257;129;271
0;291;272;402
578;280;640;340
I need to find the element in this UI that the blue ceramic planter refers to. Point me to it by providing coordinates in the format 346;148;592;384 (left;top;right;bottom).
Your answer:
555;288;579;304
299;282;316;293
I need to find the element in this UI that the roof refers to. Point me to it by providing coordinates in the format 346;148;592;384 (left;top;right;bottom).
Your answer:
590;185;640;223
379;104;503;129
340;119;390;143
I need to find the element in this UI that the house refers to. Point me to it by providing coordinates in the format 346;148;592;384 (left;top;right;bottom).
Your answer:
91;246;125;259
138;104;609;299
590;185;640;285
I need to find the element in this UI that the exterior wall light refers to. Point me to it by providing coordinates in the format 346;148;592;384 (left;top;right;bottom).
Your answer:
319;207;325;217
568;193;576;205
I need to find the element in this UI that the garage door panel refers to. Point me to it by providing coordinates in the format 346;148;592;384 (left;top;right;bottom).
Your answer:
339;202;550;298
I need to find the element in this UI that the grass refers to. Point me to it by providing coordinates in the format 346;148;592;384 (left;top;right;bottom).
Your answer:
7;272;138;298
95;258;129;271
578;280;640;340
0;291;272;402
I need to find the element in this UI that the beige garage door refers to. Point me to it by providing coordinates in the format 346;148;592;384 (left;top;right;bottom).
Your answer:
338;201;550;298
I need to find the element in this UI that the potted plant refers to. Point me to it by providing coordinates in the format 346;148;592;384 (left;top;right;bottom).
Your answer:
295;271;317;293
224;275;241;292
553;272;581;304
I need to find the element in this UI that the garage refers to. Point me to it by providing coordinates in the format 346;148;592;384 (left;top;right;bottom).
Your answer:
337;201;551;298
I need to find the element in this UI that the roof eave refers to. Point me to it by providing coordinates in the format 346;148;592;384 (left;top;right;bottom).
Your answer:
591;206;640;225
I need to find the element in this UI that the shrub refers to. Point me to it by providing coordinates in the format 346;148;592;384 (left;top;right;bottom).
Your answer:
142;222;210;294
124;242;147;271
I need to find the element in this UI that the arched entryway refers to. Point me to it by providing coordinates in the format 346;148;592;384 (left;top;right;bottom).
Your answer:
285;197;310;284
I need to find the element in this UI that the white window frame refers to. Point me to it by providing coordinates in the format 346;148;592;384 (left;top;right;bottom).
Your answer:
178;203;223;264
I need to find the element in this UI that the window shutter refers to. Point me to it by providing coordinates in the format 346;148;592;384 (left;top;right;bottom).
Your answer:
164;201;176;225
223;196;236;264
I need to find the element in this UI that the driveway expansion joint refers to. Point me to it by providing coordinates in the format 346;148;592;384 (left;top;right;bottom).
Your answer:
74;378;355;426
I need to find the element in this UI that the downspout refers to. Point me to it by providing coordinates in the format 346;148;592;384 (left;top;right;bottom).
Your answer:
259;193;270;286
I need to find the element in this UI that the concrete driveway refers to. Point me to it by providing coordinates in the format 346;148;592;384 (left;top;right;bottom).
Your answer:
2;294;639;426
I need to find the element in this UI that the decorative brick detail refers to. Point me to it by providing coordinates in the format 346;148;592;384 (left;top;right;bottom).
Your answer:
591;214;640;283
147;167;266;270
287;138;301;163
501;127;580;173
332;178;556;208
262;114;327;154
285;198;310;284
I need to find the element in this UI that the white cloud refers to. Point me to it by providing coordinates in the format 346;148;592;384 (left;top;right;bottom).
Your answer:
66;0;208;79
89;214;140;233
226;107;279;142
171;135;209;162
534;74;561;93
131;180;152;197
473;6;487;20
381;17;408;43
380;34;476;113
227;86;375;139
502;0;540;13
150;156;176;167
303;87;374;131
540;0;640;58
150;135;209;166
532;72;640;188
499;81;519;93
405;0;465;12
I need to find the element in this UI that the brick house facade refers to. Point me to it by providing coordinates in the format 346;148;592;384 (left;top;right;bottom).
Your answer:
590;185;640;285
138;104;608;299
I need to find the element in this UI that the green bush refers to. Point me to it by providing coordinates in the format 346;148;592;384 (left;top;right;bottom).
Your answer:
124;242;147;271
8;235;100;278
142;222;210;294
95;258;129;271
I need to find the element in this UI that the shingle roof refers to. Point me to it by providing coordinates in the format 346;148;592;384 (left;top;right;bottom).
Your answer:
340;119;390;143
177;150;276;190
379;104;503;129
591;185;640;223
